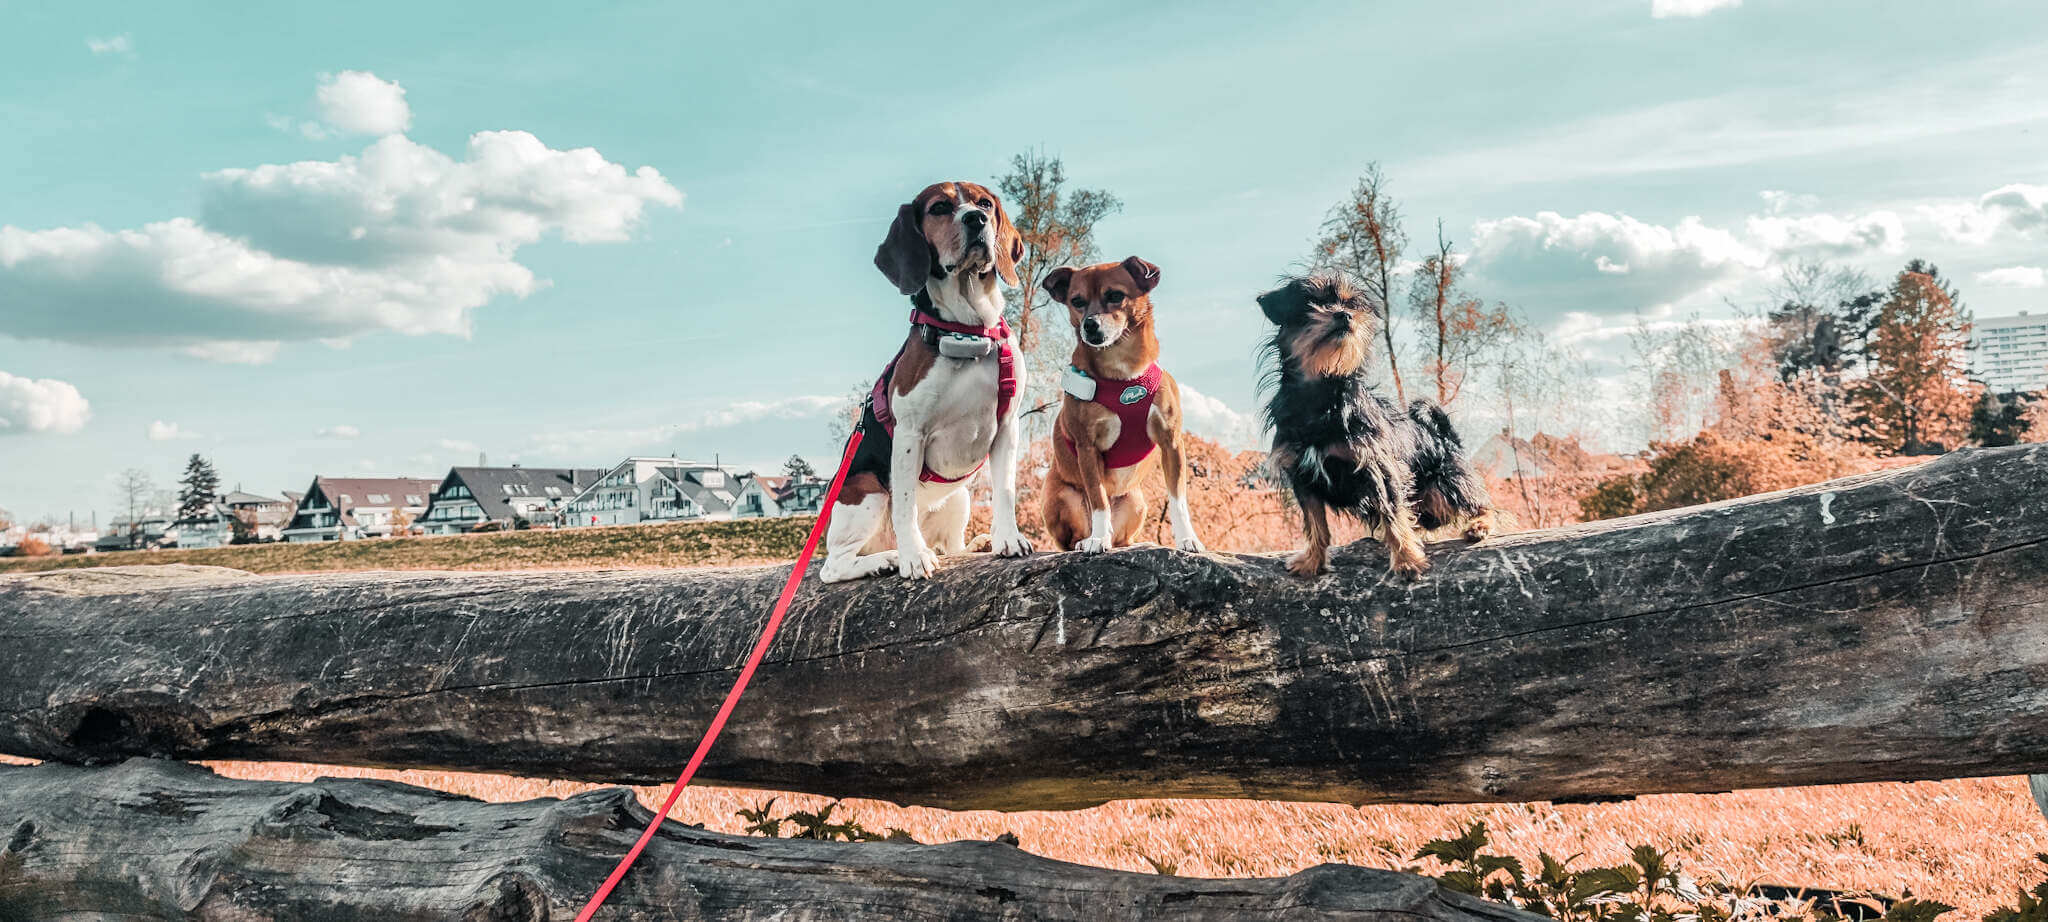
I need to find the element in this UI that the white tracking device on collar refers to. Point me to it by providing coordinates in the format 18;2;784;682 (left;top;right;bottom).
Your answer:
936;332;995;359
1062;365;1097;401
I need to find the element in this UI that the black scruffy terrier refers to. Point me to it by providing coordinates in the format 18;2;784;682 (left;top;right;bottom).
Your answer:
1256;271;1494;578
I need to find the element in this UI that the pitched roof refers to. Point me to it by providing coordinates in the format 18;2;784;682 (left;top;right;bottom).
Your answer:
306;476;442;527
221;490;285;507
655;464;739;515
439;467;606;521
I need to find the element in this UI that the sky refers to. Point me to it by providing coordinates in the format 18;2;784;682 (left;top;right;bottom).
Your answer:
3;0;2046;523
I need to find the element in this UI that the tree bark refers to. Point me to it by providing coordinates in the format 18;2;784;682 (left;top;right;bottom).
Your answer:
2;445;2045;812
0;758;1536;922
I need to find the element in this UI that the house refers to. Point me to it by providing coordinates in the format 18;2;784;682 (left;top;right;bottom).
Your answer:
98;512;174;551
731;473;827;518
419;466;605;534
561;458;743;528
177;490;297;549
731;474;786;518
774;477;827;516
280;476;439;542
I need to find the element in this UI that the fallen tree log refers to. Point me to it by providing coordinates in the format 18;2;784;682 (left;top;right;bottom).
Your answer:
1;445;2044;811
0;758;1533;921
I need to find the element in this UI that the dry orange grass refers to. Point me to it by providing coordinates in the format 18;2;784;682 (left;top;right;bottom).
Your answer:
194;760;2042;916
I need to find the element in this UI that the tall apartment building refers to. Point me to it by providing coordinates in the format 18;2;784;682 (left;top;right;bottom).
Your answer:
1972;311;2048;394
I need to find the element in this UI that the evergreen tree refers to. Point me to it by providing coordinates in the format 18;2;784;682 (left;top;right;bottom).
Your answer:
176;453;220;521
1855;261;1978;453
783;454;818;482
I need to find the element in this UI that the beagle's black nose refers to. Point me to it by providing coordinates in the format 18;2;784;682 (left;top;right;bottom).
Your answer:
961;210;987;232
1082;317;1103;340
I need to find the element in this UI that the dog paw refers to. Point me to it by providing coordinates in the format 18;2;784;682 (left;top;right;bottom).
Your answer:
965;533;994;553
1462;516;1493;543
897;546;940;580
1285;550;1327;577
1076;535;1112;554
991;531;1034;558
1177;536;1208;554
1389;550;1430;579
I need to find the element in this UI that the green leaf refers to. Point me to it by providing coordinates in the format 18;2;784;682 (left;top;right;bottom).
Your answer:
1878;898;1954;922
1478;854;1528;886
1573;865;1639;902
1438;870;1483;896
1415;821;1490;865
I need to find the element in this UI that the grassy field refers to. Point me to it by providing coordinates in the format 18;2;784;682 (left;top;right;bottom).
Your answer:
0;516;812;574
3;520;2042;913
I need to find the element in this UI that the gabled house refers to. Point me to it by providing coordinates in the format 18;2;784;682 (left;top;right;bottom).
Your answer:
731;473;827;518
561;458;742;528
178;489;297;549
281;476;439;542
731;474;786;518
419;466;605;535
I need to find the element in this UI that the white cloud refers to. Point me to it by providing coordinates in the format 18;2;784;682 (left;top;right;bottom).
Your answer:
1177;385;1262;449
1466;211;1765;316
1465;201;1916;321
85;34;133;56
316;425;360;439
1651;0;1740;17
145;420;196;441
1926;183;2048;244
0;371;91;435
1977;266;2047;288
0;79;682;362
315;71;411;136
1743;210;1906;259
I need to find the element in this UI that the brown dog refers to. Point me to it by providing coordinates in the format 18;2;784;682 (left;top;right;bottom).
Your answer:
1039;257;1205;554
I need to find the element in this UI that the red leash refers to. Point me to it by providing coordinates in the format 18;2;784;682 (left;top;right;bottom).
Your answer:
574;430;863;921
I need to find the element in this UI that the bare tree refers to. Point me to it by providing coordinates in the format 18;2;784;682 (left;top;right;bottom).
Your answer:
996;149;1122;353
996;150;1123;440
1407;221;1518;408
1627;316;1742;444
113;468;154;541
1314;163;1409;402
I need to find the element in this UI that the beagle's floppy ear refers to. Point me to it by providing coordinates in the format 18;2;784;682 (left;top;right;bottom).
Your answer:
1121;256;1161;294
990;195;1024;287
874;202;935;296
1041;266;1077;305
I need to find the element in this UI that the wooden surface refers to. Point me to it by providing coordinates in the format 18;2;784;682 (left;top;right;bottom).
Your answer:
0;758;1543;921
2;445;2044;812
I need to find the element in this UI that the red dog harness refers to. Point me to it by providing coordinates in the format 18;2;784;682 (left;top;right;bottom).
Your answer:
1059;363;1163;469
870;308;1018;483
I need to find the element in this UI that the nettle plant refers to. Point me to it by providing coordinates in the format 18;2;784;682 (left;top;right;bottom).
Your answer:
1407;820;2043;922
735;797;915;843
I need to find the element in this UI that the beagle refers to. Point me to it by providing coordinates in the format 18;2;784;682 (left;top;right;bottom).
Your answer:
820;181;1035;582
1039;257;1206;555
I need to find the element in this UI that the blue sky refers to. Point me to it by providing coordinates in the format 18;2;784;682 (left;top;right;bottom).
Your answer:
4;0;2046;522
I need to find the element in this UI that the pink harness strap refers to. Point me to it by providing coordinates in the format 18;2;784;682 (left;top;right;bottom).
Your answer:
870;310;1018;484
1060;363;1163;469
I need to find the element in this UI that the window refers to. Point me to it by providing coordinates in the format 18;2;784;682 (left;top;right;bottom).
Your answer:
545;487;561;497
503;485;519;495
367;494;390;504
700;471;725;488
338;494;352;504
406;495;423;505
